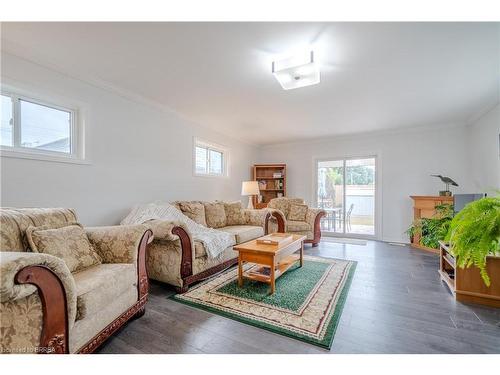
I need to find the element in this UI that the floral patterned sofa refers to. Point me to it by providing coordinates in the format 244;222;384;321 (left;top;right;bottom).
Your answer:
141;201;283;293
267;197;326;247
0;208;152;354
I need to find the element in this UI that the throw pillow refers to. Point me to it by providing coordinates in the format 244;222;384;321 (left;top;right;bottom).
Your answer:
178;201;207;226
288;204;308;221
170;201;182;211
26;223;102;273
203;202;227;228
223;201;245;226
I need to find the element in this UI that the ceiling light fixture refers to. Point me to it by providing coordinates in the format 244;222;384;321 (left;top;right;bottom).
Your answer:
272;50;320;90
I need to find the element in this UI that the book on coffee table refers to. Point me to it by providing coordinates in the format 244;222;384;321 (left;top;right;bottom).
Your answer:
256;233;293;246
248;266;272;277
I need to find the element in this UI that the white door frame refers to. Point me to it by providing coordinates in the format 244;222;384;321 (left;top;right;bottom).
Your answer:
313;154;382;240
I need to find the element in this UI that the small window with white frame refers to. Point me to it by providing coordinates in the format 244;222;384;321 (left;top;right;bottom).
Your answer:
194;138;228;177
1;89;82;161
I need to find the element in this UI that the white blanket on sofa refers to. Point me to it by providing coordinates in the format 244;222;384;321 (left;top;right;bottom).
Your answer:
121;201;235;259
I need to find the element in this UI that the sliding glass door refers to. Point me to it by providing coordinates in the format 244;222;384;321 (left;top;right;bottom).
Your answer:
316;157;376;237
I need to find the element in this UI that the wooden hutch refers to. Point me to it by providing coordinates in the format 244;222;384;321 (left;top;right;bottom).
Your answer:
252;164;287;209
410;195;454;254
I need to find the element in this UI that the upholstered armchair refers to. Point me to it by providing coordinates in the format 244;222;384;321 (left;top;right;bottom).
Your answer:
0;208;152;354
266;198;326;246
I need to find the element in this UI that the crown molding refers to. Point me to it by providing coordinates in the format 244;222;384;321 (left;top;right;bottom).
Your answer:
2;49;492;150
465;100;500;126
0;50;260;148
260;121;467;148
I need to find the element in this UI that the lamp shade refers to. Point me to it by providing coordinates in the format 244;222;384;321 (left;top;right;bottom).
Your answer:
241;181;259;196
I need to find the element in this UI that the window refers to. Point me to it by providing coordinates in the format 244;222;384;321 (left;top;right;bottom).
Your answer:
1;95;13;147
1;90;81;160
194;139;227;177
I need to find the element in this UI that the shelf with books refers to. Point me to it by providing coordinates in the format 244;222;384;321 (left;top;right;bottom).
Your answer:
253;164;286;208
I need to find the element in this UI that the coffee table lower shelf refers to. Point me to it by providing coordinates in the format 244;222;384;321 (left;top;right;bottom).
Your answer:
243;254;300;283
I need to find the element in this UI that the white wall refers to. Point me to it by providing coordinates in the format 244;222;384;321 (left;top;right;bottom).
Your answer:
1;53;496;240
0;54;258;225
466;104;500;193
258;125;472;243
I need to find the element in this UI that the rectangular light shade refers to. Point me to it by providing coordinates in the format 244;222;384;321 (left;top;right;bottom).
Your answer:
272;51;320;90
241;181;260;196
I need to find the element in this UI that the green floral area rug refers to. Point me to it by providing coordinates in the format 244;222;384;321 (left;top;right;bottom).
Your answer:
171;255;356;349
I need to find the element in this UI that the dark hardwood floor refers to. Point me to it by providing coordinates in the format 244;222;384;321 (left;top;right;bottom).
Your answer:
97;240;500;354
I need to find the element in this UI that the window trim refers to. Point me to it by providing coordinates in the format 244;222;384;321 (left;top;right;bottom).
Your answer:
0;87;86;163
193;137;228;178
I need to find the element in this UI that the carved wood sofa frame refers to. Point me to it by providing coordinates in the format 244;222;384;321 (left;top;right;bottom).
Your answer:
265;209;326;247
306;211;326;247
14;229;153;354
173;211;285;294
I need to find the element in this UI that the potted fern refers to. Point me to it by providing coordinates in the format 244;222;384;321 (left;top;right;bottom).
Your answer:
445;195;500;286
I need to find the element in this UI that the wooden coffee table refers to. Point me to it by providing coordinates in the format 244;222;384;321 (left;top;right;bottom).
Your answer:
233;234;306;294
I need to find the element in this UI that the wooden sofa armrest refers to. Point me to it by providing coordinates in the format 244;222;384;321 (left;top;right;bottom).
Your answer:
1;252;78;354
171;225;239;294
140;220;195;293
265;209;286;234
137;229;153;301
143;220;194;281
171;226;194;281
305;209;326;246
15;266;69;354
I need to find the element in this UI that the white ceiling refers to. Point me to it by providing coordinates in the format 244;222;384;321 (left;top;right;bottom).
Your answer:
1;22;499;145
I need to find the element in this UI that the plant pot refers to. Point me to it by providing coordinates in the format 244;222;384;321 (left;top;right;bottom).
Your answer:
439;191;452;196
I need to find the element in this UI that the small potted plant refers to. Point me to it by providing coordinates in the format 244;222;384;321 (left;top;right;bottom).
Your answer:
445;195;500;286
406;204;454;249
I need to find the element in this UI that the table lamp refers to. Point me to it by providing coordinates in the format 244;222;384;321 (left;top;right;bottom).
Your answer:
241;181;260;209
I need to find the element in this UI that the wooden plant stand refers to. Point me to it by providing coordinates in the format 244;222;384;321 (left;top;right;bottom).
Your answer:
439;241;500;308
234;234;306;295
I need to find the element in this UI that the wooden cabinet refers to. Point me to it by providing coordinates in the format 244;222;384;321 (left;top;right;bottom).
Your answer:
410;195;454;254
253;164;287;209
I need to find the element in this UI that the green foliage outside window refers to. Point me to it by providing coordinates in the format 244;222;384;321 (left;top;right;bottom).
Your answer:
346;165;375;185
323;166;374;186
325;167;342;185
